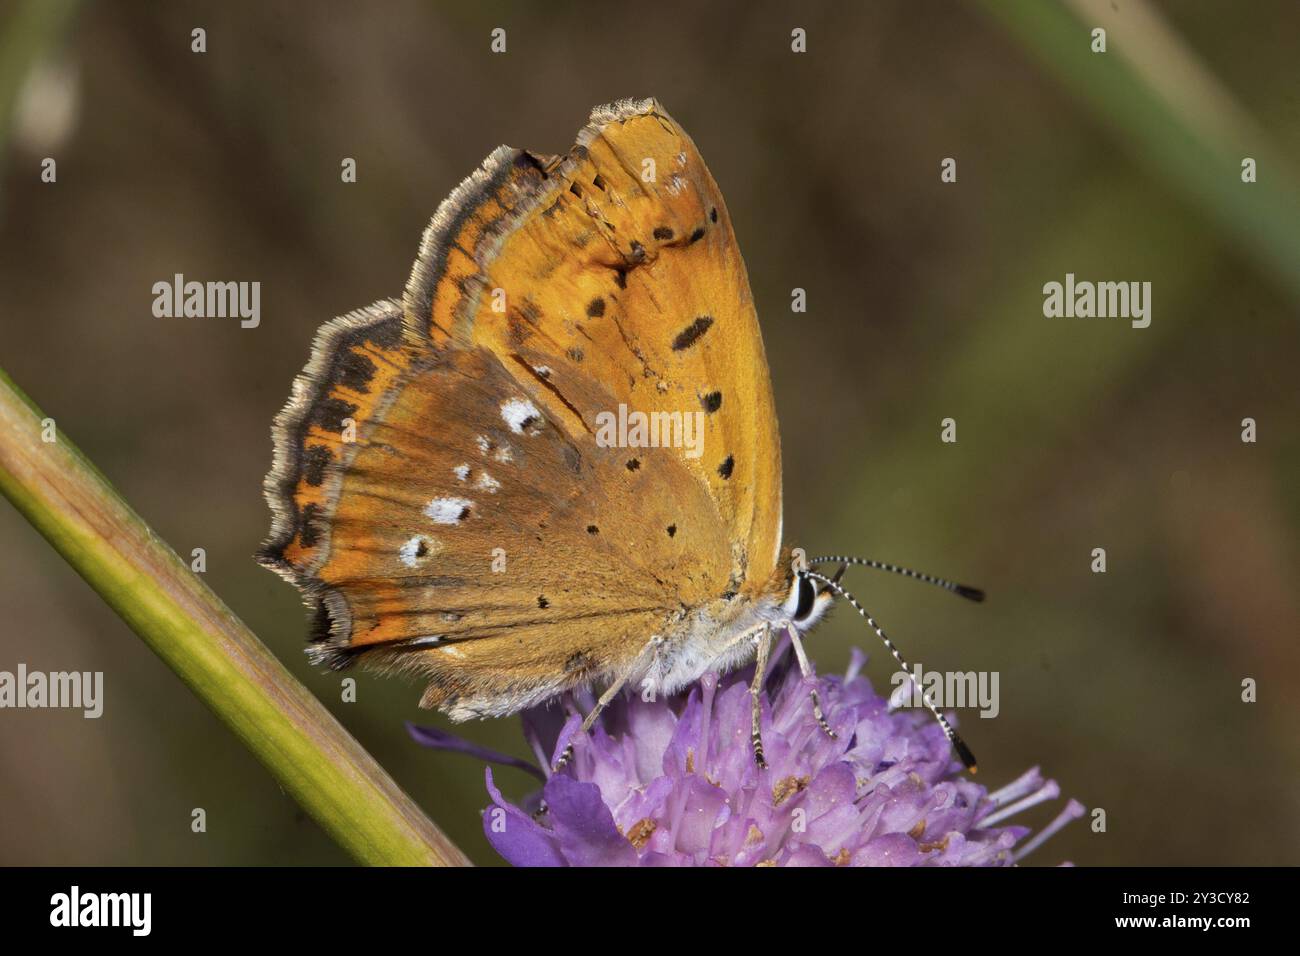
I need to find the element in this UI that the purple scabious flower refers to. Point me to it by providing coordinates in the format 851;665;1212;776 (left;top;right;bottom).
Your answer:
412;640;1083;866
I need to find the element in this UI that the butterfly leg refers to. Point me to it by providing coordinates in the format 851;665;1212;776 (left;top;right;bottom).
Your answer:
553;634;664;772
788;626;837;740
749;623;773;769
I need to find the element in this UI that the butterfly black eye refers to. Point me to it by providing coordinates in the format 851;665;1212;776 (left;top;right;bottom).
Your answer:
793;574;816;621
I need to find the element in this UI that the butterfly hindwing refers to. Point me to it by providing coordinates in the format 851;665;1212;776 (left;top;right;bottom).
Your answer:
326;344;739;715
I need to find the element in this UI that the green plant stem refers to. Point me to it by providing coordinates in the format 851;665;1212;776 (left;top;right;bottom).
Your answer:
0;368;470;866
978;0;1300;306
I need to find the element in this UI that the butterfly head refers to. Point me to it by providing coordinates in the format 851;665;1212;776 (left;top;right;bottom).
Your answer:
773;546;838;631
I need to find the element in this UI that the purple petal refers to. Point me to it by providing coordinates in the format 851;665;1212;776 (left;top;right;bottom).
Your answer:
542;774;638;867
673;775;731;858
854;832;923;867
408;722;546;781
784;845;833;867
482;768;566;867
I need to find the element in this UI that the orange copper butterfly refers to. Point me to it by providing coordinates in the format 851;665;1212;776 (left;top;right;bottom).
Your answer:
259;98;983;770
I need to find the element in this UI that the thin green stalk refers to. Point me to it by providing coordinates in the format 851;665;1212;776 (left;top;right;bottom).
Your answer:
0;368;470;867
978;0;1300;306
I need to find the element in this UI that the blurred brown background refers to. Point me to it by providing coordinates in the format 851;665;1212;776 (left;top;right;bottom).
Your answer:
1;0;1297;866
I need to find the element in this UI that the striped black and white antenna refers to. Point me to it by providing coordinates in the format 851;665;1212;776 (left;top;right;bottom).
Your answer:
806;554;984;602
800;565;980;772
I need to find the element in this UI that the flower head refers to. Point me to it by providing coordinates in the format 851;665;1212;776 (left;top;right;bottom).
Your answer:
413;639;1083;866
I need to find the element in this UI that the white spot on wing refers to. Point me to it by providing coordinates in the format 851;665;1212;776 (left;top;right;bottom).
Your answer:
399;537;423;567
474;471;501;493
424;497;472;525
494;444;514;463
501;398;542;434
453;464;470;481
476;435;491;454
399;534;442;566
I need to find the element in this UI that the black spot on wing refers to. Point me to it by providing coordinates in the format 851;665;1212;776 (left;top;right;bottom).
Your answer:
672;315;714;351
519;299;544;325
338;351;377;393
307;598;335;648
299;503;323;548
626;457;641;471
507;312;530;346
701;391;722;413
653;226;674;240
302;445;331;486
367;315;404;349
718;455;735;480
586;297;606;318
688;226;705;244
314;397;357;433
666;524;677;538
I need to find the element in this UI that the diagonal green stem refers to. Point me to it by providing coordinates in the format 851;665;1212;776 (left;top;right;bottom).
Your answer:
0;368;470;867
977;0;1300;306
